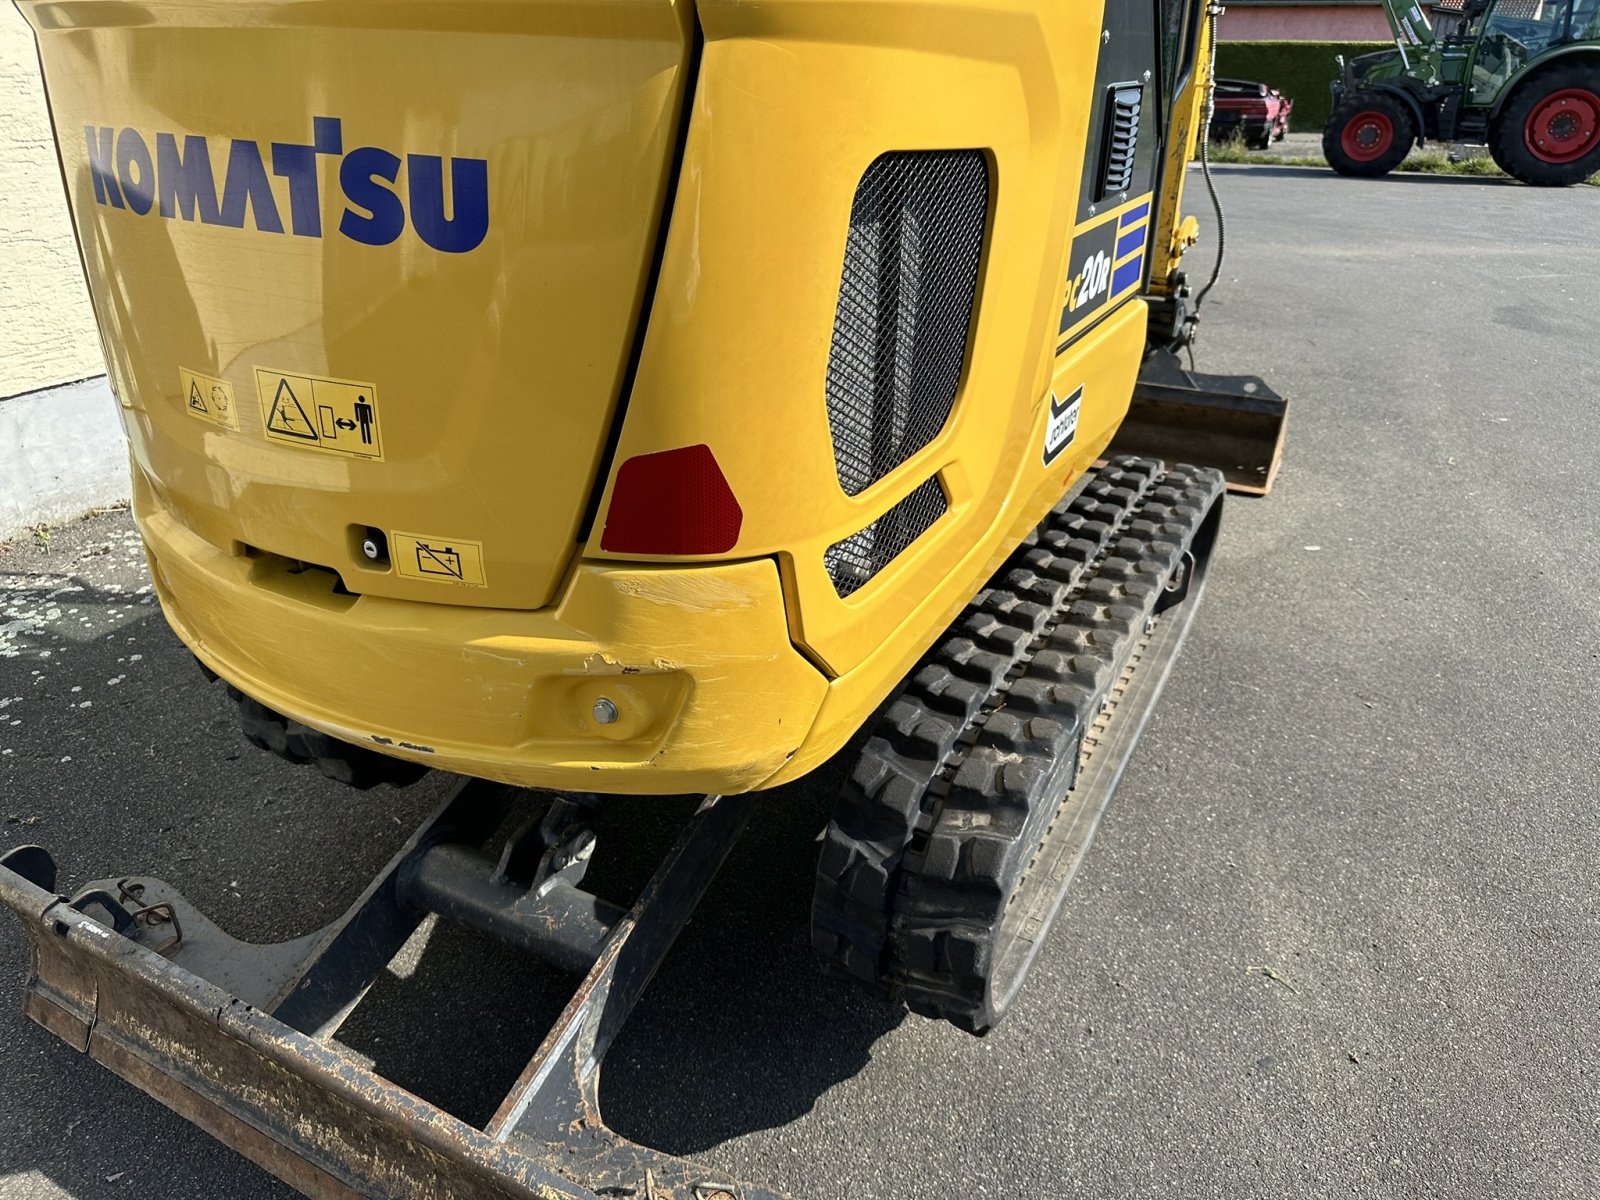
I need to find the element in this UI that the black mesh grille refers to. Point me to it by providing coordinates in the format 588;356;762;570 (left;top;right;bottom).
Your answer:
824;477;949;599
1099;84;1143;200
825;151;989;497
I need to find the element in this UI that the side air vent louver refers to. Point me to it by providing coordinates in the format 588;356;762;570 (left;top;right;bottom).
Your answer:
825;151;989;497
824;476;949;599
1099;84;1143;200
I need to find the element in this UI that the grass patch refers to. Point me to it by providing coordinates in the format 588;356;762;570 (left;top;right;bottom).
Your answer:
1204;132;1274;164
1396;147;1506;176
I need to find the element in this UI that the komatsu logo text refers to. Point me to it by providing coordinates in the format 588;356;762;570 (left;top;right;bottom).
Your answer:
83;117;489;254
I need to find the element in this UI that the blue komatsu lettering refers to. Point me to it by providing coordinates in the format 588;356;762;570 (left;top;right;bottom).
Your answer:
312;116;343;156
85;126;125;209
271;143;323;237
83;117;489;253
115;129;155;215
156;133;221;223
270;118;343;237
407;155;489;254
220;140;284;233
338;147;405;246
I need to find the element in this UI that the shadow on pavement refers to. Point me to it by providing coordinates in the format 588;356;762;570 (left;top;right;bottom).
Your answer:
0;512;904;1192
329;734;907;1156
598;750;906;1156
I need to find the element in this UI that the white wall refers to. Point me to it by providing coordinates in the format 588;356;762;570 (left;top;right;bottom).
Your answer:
1;5;125;539
0;4;104;398
0;376;126;538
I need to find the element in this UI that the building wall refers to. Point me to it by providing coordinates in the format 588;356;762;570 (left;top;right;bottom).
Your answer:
0;5;103;399
1220;5;1394;41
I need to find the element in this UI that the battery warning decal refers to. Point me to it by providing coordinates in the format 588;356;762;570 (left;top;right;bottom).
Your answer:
255;368;382;460
391;532;487;588
180;367;239;431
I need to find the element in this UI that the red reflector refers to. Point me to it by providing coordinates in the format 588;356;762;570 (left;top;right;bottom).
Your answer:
600;444;743;555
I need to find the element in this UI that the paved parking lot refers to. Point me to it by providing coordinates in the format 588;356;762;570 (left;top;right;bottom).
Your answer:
2;165;1598;1199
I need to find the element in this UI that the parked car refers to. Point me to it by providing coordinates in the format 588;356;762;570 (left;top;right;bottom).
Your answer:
1211;78;1294;150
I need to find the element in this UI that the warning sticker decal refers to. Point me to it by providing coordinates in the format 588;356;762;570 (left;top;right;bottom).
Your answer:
1043;385;1082;466
391;532;487;588
255;367;382;460
180;367;240;431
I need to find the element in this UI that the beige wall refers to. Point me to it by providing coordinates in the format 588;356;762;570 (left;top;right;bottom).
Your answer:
1;5;103;398
1220;5;1394;41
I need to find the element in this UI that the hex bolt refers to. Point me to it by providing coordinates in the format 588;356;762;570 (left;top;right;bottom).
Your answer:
592;698;619;726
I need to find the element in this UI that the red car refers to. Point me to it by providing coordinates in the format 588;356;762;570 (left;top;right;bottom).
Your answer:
1211;78;1294;149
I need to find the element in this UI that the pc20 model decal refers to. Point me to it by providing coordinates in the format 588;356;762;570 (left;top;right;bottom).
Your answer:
1057;196;1152;351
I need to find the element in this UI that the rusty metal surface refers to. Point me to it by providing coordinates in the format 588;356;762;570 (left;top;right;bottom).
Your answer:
0;791;786;1200
0;860;588;1199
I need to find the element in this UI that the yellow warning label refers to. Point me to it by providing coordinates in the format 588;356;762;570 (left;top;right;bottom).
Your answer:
180;368;240;431
391;532;488;588
255;368;382;460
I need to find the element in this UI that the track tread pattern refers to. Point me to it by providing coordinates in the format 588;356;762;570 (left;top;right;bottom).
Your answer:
812;458;1224;1031
230;688;428;791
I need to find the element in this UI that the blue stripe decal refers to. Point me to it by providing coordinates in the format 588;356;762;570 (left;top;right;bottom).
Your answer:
1116;225;1147;260
1120;200;1151;226
1111;254;1143;296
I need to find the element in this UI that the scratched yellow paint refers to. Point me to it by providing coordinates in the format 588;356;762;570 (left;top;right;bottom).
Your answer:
24;0;1217;794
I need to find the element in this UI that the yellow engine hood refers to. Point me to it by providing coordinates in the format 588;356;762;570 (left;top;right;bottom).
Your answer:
23;0;694;609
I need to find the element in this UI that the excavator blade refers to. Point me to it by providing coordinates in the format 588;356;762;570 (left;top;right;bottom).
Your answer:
1107;349;1288;495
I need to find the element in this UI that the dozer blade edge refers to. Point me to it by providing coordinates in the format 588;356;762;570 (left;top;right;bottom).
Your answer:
0;791;782;1200
1105;348;1289;496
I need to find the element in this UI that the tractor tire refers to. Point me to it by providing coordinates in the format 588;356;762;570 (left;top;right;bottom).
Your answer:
1488;64;1600;187
1323;92;1414;177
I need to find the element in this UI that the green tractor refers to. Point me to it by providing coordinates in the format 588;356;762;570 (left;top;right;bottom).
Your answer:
1324;0;1600;184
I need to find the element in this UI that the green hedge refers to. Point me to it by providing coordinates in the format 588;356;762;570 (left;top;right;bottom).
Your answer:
1214;41;1391;131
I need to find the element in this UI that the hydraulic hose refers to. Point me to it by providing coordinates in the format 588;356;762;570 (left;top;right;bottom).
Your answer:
1193;0;1227;317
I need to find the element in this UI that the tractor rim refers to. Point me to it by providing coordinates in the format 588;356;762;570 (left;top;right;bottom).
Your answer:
1524;88;1600;164
1341;110;1395;162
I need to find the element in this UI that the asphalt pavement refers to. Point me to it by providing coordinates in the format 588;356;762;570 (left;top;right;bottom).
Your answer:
2;164;1598;1199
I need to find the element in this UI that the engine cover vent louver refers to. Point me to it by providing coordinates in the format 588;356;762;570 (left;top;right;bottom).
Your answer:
824;476;949;599
824;150;989;497
1099;84;1143;201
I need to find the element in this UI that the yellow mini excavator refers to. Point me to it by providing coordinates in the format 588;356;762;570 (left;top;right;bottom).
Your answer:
1;1;1286;1196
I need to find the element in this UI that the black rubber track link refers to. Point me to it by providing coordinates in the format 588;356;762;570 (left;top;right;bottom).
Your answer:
228;686;429;790
812;457;1224;1032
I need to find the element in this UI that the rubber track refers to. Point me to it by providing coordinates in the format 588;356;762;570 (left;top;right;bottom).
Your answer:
229;687;428;791
812;457;1223;1029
